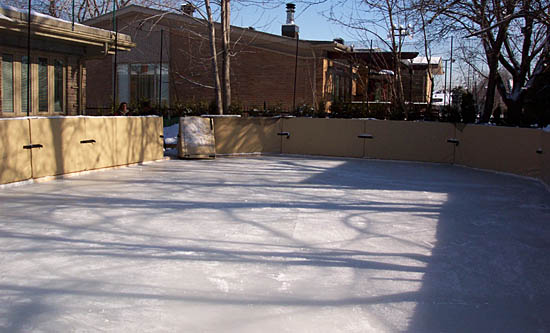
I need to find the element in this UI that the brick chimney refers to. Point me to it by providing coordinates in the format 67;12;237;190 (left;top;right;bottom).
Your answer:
282;3;299;38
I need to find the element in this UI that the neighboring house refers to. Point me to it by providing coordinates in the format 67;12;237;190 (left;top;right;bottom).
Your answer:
0;5;133;117
84;4;439;113
84;4;363;112
401;57;443;104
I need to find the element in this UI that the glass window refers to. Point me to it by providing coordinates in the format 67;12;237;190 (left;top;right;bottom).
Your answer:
123;63;169;106
21;56;29;114
117;64;129;104
54;59;63;112
130;64;155;104
159;64;169;105
2;54;14;112
38;57;48;112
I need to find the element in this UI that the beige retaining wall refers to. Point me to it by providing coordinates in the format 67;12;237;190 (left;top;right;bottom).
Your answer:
115;117;163;166
363;120;455;163
0;119;32;184
84;117;116;170
212;118;549;188
0;116;163;185
30;118;87;178
214;117;281;155
454;125;542;179
542;131;550;186
281;118;364;158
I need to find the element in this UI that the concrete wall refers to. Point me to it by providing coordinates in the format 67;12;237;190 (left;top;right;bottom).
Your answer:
214;117;281;155
0;116;163;185
0;119;32;184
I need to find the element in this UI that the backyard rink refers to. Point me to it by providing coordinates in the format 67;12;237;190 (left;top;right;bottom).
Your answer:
0;156;549;332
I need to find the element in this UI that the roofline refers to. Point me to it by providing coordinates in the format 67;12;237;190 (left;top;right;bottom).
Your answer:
84;4;349;53
0;5;134;52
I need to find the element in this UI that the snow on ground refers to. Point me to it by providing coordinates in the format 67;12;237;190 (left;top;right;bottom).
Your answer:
163;123;179;145
0;156;549;332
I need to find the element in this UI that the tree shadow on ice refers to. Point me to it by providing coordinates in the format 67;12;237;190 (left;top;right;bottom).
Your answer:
0;157;549;331
300;157;550;332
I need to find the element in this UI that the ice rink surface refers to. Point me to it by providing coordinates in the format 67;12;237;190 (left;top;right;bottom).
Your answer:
1;156;549;332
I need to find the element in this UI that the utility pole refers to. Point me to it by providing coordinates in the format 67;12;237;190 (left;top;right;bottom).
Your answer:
443;59;449;107
112;1;118;112
449;36;454;105
158;29;163;109
27;0;31;116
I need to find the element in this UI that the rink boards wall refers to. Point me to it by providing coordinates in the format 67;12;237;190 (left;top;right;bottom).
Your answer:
213;117;550;188
0;116;163;185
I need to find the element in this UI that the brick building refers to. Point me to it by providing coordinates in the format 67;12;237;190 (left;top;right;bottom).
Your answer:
85;4;355;112
84;4;441;113
0;5;134;118
401;57;443;104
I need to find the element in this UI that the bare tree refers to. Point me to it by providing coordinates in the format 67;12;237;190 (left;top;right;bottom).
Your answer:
221;0;231;113
203;0;224;114
317;0;414;119
427;0;550;124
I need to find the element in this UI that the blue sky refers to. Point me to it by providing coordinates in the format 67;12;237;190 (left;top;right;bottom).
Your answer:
231;2;353;42
229;2;462;89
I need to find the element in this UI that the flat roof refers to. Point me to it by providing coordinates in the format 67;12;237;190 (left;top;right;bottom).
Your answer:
0;4;134;52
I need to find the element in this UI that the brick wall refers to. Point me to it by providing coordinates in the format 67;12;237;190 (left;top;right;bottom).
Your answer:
86;57;113;111
86;13;338;112
402;69;430;103
66;57;79;115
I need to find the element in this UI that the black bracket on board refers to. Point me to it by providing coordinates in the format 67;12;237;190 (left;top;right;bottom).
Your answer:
23;144;43;150
80;139;96;144
358;134;374;139
278;132;290;138
536;148;543;155
447;138;460;146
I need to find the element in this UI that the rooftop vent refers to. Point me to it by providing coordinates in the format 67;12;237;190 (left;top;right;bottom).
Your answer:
282;3;299;38
181;3;195;16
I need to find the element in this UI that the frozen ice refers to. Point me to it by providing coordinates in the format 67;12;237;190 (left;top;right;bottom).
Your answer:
0;156;549;332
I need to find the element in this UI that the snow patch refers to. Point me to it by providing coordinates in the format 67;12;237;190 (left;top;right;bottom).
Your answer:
163;124;179;145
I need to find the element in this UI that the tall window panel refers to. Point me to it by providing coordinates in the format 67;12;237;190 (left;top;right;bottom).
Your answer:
117;64;129;104
2;54;14;112
159;64;169;105
119;63;169;106
54;59;63;112
21;56;29;114
38;57;48;112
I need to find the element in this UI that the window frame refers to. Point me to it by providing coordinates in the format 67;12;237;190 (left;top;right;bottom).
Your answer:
2;53;15;113
0;47;68;116
117;62;170;107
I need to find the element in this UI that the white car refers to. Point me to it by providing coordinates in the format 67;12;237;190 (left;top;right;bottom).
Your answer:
432;91;451;107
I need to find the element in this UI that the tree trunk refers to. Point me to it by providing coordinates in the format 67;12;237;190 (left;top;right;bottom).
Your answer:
221;0;231;114
205;0;223;115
